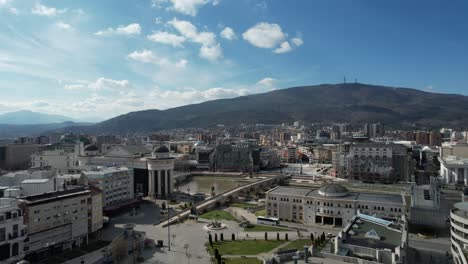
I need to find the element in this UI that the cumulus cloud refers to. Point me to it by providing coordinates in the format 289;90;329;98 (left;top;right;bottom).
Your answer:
291;37;303;46
127;49;188;68
147;31;186;47
274;41;292;54
257;77;277;87
242;22;286;49
0;0;13;6
220;27;236;40
95;23;141;36
32;3;66;17
168;18;222;61
56;22;74;30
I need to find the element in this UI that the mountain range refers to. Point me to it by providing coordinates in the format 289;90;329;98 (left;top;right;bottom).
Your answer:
54;83;468;135
0;110;74;125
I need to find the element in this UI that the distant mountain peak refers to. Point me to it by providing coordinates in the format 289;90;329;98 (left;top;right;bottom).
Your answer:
0;110;75;125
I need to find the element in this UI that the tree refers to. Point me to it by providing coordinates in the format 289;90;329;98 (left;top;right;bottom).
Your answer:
216;253;222;264
215;233;218;242
231;233;235;241
209;234;213;247
214;248;219;259
277;232;280;241
285;233;288;241
264;232;268;240
310;233;314;241
220;233;224;241
322;232;326;242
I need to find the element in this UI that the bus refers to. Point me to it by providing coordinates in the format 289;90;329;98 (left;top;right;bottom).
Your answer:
257;216;279;226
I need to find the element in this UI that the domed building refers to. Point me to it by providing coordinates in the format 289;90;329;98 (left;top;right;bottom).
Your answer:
265;183;406;227
83;144;99;156
147;145;175;198
317;184;349;197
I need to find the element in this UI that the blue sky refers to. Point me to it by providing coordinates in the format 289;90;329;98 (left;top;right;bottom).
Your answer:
0;0;467;121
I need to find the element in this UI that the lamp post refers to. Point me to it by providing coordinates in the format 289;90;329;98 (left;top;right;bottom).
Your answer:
167;201;171;251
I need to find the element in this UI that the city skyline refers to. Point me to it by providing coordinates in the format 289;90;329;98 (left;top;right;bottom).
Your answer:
1;0;468;121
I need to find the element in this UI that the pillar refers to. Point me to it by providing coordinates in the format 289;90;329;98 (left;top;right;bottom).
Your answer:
148;170;155;196
165;170;170;195
464;168;468;186
157;170;162;196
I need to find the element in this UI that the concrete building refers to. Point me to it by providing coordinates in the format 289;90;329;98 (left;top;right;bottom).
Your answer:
450;202;468;264
80;166;134;208
0;144;40;170
440;156;468;185
20;179;55;197
266;184;406;227
19;187;103;260
347;143;412;183
415;131;430;145
31;145;83;173
333;213;407;264
148;145;175;198
0;198;27;263
441;144;468;159
364;123;385;139
213;143;260;172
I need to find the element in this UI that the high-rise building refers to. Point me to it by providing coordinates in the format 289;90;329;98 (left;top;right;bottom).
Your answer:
364;123;385;139
415;131;430;145
429;131;442;146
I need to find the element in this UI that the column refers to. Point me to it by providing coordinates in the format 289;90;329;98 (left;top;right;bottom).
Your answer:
464;168;468;186
157;170;162;196
148;170;154;196
165;170;170;195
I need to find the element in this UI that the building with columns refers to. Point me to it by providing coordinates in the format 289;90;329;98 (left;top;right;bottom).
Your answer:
440;156;468;185
147;145;175;198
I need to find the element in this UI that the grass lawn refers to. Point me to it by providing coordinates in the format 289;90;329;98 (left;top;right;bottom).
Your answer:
254;209;266;217
230;202;257;209
278;239;312;251
199;210;239;222
244;224;290;232
223;258;262;264
208;240;284;255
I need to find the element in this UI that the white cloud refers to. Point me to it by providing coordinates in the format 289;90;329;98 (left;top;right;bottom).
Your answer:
0;0;13;6
154;17;163;24
147;31;186;47
291;37;303;46
8;7;18;14
166;0;220;16
56;22;73;31
88;78;130;91
32;3;66;17
220;27;236;40
199;43;222;62
65;78;130;92
168;18;222;61
127;49;188;68
257;77;277;87
242;22;286;49
95;23;141;36
274;41;292;54
149;86;249;108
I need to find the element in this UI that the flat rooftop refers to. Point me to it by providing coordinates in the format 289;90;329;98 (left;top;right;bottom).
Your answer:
356;193;403;204
21;179;50;184
20;187;90;205
268;186;312;196
345;217;402;250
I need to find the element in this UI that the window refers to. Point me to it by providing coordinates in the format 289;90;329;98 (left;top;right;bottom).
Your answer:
0;228;5;242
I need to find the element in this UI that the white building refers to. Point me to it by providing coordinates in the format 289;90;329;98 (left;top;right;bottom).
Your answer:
20;178;56;197
266;184;406;227
31;143;83;173
440;156;468;185
450;202;468;264
80;166;134;208
0;198;27;263
147;145;175;198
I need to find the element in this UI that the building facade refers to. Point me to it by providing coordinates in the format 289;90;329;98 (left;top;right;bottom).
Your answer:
450;202;468;264
0;198;27;263
19;187;103;259
266;184;406;227
147;145;175;198
80;167;134;207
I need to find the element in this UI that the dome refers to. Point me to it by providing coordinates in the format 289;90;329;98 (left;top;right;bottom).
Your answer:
153;145;169;153
318;184;349;197
84;144;98;151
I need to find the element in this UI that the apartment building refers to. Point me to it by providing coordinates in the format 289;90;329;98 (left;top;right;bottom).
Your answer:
0;198;27;263
19;187;103;259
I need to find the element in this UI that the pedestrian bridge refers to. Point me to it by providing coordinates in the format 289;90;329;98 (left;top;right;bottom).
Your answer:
156;173;288;227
